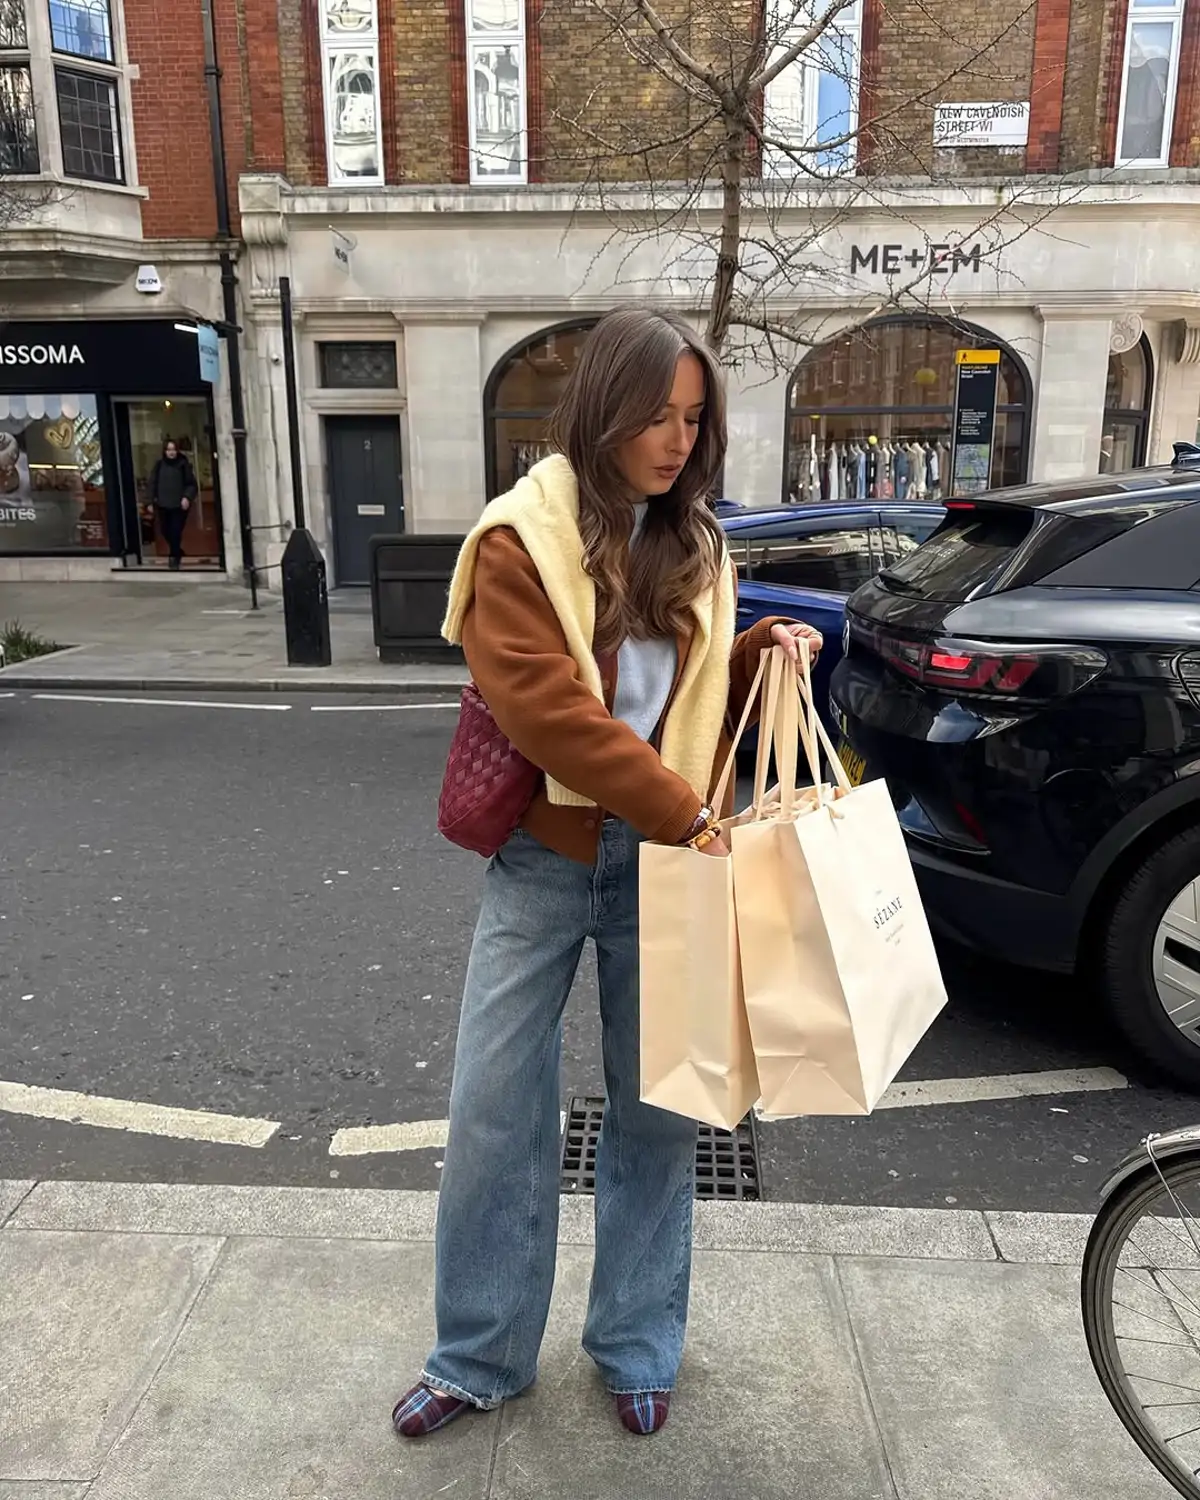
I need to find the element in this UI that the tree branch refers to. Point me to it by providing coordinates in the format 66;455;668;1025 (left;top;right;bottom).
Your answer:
749;0;859;96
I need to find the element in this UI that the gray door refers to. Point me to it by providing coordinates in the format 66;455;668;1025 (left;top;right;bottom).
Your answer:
326;415;404;585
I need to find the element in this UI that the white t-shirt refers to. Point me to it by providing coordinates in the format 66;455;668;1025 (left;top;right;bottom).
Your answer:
612;503;676;742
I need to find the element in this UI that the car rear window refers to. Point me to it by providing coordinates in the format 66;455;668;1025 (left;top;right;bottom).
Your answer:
879;507;1034;602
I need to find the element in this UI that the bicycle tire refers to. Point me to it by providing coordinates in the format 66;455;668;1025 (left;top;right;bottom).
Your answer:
1082;1153;1200;1499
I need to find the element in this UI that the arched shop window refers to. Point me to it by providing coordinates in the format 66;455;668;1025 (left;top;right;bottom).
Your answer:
484;320;598;498
1101;334;1153;473
784;315;1031;504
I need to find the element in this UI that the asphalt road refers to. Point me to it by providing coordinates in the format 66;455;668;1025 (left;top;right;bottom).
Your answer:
1;688;1196;1211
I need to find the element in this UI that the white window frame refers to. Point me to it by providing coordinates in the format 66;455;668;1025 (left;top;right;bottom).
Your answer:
0;0;137;187
763;0;862;179
319;0;384;187
465;0;527;187
1115;0;1186;168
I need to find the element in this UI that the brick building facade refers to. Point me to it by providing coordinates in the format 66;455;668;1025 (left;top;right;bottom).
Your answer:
3;0;1200;586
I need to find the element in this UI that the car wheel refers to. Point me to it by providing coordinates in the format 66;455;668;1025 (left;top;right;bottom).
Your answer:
1100;826;1200;1089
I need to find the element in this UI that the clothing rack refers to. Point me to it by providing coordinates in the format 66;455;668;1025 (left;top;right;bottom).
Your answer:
511;439;552;481
787;435;952;505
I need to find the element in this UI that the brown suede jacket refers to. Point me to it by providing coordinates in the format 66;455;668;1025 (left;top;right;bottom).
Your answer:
459;527;792;865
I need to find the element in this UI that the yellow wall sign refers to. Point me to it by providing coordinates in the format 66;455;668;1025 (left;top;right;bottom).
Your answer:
955;348;1001;365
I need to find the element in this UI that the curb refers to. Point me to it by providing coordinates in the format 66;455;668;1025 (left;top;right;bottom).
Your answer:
0;1180;1097;1267
0;674;469;695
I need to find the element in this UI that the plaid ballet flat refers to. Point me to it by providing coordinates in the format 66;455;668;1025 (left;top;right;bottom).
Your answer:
391;1383;471;1438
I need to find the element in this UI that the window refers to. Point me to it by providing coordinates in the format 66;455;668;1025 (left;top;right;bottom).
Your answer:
0;0;128;184
785;316;1031;503
466;0;526;184
742;520;877;592
1101;334;1153;472
876;512;945;567
0;0;36;172
1116;0;1185;167
55;66;120;181
0;393;110;554
483;320;597;495
48;0;113;61
763;0;861;176
320;0;383;184
318;340;397;389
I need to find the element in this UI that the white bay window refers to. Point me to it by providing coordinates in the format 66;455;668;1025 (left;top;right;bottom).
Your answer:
0;0;130;185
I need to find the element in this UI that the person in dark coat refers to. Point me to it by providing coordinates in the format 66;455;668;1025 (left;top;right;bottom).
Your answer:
149;439;198;569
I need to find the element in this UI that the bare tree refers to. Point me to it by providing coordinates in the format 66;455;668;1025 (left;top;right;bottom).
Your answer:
539;0;1079;370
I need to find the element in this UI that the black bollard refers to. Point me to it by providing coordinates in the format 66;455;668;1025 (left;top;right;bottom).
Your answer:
281;527;332;667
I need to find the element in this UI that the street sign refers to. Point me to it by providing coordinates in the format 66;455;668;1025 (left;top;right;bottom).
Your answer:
934;102;1030;149
950;348;1001;495
197;324;220;384
331;227;356;277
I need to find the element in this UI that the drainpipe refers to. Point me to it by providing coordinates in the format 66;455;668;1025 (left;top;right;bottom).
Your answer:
200;0;258;609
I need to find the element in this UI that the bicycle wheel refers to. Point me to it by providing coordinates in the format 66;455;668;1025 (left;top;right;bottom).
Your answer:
1083;1151;1200;1498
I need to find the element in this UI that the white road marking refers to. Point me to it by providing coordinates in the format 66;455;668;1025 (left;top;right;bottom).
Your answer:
308;702;459;713
0;1067;1130;1158
875;1067;1128;1110
0;1079;280;1147
329;1119;450;1156
33;693;291;712
0;691;15;697
328;1070;1131;1155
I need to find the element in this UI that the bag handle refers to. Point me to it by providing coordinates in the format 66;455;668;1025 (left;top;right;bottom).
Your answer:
711;647;771;816
754;644;821;815
752;646;783;812
795;650;855;798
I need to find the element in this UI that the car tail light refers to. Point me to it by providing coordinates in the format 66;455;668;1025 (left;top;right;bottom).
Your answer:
875;632;1106;700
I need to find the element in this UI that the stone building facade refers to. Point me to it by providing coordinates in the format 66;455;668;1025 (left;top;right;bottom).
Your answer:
5;0;1200;587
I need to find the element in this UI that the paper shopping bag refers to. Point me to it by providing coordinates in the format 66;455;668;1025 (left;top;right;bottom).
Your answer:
637;655;772;1129
639;838;759;1129
733;648;948;1117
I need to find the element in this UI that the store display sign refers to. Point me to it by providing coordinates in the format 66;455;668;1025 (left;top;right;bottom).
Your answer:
950;349;1000;495
0;320;208;394
197;325;220;384
0;393;108;553
934;102;1030;148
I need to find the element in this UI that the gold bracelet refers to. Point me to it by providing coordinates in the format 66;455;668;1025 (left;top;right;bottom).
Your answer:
689;824;723;851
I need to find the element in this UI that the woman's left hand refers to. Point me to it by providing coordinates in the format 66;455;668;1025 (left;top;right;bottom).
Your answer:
770;621;823;666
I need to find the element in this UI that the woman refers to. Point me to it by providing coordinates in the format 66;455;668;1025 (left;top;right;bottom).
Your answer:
393;308;821;1440
148;439;198;570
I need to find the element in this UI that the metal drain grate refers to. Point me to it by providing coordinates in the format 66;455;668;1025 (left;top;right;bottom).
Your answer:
560;1095;761;1201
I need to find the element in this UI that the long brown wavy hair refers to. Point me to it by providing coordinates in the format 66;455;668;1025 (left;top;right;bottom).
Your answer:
546;307;727;654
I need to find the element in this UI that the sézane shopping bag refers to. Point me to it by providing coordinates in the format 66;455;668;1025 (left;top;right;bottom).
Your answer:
638;654;775;1130
733;647;948;1118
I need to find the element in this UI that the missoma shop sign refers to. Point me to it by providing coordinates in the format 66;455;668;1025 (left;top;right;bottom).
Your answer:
0;320;209;394
0;342;85;368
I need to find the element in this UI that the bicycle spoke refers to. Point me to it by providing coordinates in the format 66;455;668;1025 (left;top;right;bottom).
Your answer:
1113;1299;1200;1339
1125;1373;1200;1395
1117;1268;1200;1330
1115;1333;1200;1348
1152;1167;1200;1262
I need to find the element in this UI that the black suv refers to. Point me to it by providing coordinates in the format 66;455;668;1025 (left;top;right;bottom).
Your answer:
830;443;1200;1087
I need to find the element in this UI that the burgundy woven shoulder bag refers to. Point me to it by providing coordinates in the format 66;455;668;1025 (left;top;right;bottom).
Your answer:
437;683;540;857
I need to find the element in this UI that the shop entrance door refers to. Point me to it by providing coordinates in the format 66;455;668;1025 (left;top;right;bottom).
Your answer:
326;415;404;585
113;397;223;568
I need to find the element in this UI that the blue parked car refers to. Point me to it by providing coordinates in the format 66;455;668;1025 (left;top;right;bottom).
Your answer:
719;501;946;732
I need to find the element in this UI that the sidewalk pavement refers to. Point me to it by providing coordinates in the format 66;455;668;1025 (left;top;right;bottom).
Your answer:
0;1181;1177;1499
0;581;468;694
